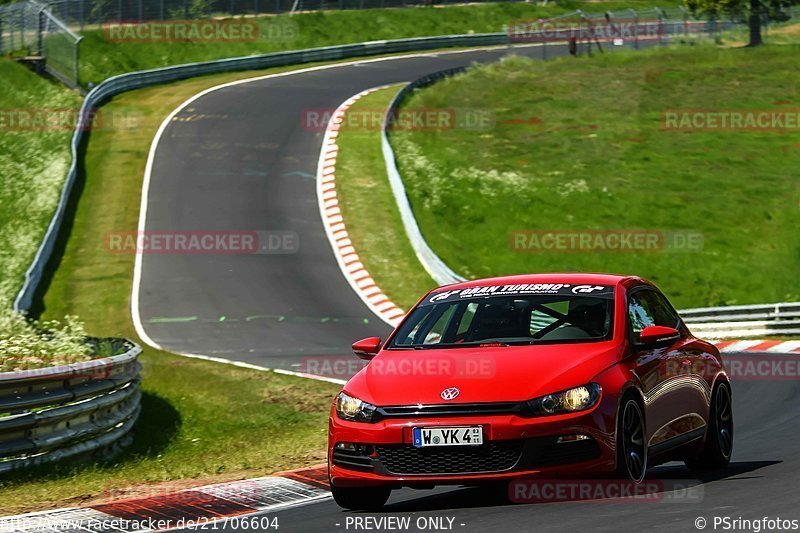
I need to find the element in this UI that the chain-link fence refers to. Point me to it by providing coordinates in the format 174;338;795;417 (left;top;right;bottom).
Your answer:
6;0;528;30
40;8;81;85
0;0;41;54
2;0;798;90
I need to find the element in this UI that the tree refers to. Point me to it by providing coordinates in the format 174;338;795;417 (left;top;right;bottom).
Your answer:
685;0;797;46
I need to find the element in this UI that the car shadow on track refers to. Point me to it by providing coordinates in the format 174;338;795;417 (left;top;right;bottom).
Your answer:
370;461;781;513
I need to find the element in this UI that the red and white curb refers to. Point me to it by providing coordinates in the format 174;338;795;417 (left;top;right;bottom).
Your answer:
0;466;329;532
316;85;407;328
713;339;800;354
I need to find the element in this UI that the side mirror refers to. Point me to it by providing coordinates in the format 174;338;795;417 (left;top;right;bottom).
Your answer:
352;337;382;360
638;325;681;346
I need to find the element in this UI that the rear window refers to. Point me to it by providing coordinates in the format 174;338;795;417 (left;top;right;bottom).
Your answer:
389;283;614;348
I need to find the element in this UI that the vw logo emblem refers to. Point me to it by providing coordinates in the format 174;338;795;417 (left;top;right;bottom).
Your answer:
441;387;460;401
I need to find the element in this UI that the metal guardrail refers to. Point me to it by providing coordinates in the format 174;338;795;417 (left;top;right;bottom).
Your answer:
381;66;469;286
0;339;141;473
11;32;511;312
680;303;800;338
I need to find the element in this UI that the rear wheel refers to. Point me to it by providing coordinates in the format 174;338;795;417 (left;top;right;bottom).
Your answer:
616;397;647;482
686;381;733;471
331;484;391;511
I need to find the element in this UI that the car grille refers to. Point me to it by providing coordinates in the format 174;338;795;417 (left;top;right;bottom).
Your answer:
374;440;524;475
376;402;521;418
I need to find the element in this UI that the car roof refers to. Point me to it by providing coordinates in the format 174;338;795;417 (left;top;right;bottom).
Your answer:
434;273;640;292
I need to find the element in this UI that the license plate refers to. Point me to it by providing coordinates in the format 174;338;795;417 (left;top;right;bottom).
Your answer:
412;426;483;447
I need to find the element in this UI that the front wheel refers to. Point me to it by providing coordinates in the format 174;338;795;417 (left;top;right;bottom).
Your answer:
331;484;391;511
616;397;647;483
686;381;733;472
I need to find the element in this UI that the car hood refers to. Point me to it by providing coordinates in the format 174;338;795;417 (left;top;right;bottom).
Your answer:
344;342;622;406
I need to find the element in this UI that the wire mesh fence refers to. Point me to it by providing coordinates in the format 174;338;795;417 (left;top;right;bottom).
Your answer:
40;7;81;85
0;0;41;54
2;0;798;90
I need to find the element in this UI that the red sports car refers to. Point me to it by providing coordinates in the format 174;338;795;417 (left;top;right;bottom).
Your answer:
328;274;733;510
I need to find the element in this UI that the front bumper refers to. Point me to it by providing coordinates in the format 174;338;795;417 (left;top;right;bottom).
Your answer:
328;405;617;488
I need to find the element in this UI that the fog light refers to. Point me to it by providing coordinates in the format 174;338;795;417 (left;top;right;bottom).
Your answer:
557;434;590;443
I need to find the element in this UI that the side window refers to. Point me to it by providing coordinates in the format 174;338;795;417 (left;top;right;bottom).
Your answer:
628;290;680;341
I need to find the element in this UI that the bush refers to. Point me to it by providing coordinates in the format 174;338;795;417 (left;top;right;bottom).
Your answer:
0;299;93;372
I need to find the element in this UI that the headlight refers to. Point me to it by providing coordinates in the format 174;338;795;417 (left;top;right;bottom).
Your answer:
522;383;601;417
336;392;379;423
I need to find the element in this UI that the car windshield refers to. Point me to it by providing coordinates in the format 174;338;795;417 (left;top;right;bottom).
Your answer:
389;287;614;348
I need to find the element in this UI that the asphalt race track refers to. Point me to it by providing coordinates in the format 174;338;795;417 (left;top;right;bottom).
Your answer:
176;378;799;532
138;43;800;532
136;44;570;374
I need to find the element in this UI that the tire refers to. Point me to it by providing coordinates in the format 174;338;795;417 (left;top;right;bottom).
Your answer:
686;381;733;472
616;396;648;483
331;484;391;511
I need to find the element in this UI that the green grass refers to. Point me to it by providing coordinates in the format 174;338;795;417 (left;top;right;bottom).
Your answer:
0;60;80;303
391;43;800;309
76;1;682;85
333;86;439;310
0;66;356;515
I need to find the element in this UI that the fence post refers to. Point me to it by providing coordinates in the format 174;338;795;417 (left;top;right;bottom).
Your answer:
80;0;84;32
160;0;164;19
37;8;44;56
75;36;82;88
0;17;3;56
